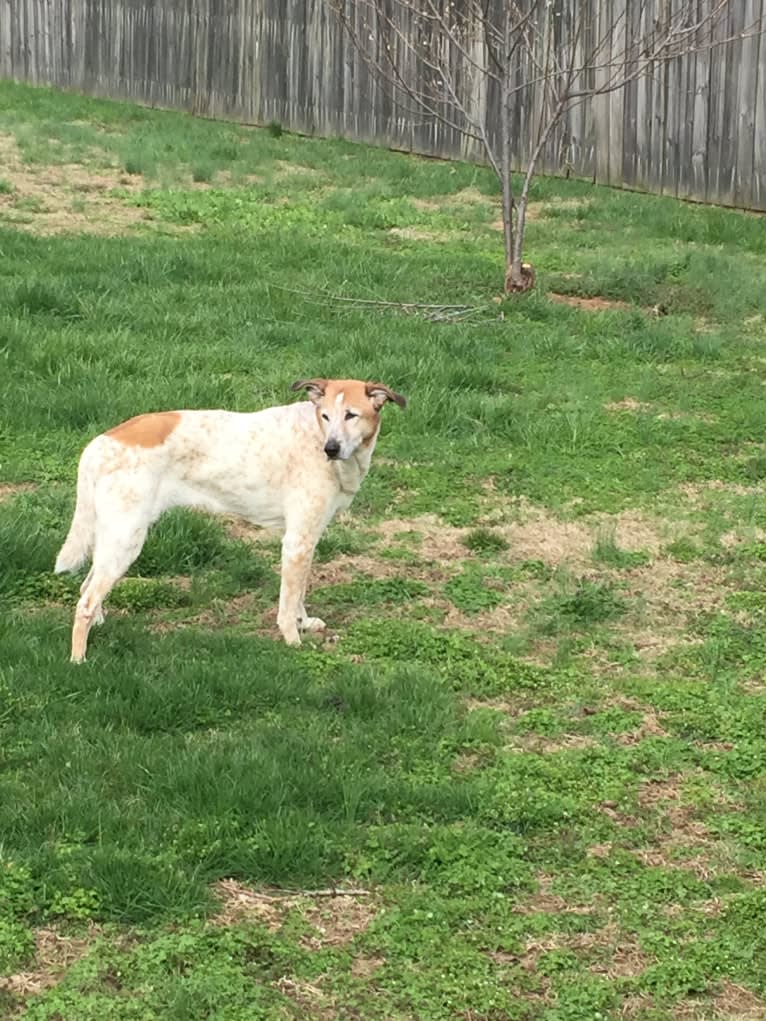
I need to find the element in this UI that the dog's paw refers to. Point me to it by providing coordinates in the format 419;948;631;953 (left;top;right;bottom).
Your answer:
300;616;326;633
278;621;302;646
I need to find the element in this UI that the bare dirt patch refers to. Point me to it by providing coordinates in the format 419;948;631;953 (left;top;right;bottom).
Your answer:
0;132;202;236
376;514;468;563
0;133;149;236
675;981;766;1020
612;556;730;663
513;873;598;916
210;879;377;949
412;196;441;212
609;696;669;745
708;981;766;1020
510;732;600;754
489;196;591;231
452;750;486;773
606;399;717;424
389;225;457;242
275;977;335;1020
629;774;753;882
339;509;719;665
0;926;97;998
541;196;593;216
350;954;385;978
218;505;725;669
273;160;322;178
451;186;493;207
549;293;630;312
0;482;37;502
605;398;654;414
515;923;650;980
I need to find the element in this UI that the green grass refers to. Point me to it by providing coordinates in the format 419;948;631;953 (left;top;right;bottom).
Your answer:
1;79;766;1019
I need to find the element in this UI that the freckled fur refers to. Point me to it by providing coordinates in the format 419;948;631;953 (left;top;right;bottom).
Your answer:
55;379;406;663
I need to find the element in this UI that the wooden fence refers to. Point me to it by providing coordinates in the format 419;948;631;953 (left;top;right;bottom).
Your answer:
1;0;764;210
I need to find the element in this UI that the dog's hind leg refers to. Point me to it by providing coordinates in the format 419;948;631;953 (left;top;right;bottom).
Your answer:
78;566;104;627
71;516;149;663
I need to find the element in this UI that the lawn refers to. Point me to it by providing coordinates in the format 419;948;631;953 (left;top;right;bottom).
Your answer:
1;79;766;1020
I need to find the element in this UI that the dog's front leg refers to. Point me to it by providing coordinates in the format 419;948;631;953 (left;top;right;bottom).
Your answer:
277;532;316;646
298;562;325;635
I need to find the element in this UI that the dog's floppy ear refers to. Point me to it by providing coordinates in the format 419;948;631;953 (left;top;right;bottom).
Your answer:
366;383;407;411
291;378;328;404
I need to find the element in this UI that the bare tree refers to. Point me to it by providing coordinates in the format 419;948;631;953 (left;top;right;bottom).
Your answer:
329;0;759;293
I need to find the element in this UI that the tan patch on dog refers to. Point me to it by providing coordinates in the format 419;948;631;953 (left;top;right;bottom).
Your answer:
106;411;181;448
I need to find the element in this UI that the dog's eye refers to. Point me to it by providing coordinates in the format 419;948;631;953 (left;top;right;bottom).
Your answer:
321;413;330;422
345;411;358;420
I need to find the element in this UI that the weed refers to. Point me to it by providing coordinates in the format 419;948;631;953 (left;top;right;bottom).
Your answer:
444;565;506;613
666;537;703;562
592;528;651;568
122;156;144;175
536;577;628;633
314;526;376;561
191;161;215;184
462;527;509;555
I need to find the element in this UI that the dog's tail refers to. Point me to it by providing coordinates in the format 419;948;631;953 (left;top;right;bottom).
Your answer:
55;444;98;574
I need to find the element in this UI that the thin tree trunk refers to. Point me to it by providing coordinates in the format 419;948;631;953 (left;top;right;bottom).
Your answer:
500;10;518;294
507;97;567;292
499;15;515;294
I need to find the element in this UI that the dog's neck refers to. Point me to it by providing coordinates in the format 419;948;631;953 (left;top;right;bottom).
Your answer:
333;431;379;495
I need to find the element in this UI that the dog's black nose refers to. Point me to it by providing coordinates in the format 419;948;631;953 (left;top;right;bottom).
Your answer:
324;439;341;459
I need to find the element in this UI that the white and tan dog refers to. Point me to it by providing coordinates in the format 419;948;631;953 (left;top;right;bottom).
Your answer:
55;378;406;663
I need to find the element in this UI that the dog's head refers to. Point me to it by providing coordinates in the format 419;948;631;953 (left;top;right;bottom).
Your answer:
291;378;406;461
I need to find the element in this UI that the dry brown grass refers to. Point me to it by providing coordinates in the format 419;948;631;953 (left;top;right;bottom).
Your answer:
502;923;651;986
605;399;717;424
0;133;148;235
513;873;599;916
628;774;759;884
488;196;592;232
209;879;377;949
0;482;37;502
605;398;654;414
0;926;97;999
674;980;766;1020
389;225;458;242
166;500;735;673
0;132;203;236
549;293;631;312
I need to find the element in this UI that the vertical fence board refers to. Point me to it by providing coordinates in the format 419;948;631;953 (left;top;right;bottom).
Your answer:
735;0;760;207
753;0;766;208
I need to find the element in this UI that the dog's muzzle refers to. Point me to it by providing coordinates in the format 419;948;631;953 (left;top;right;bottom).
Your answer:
324;439;341;460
